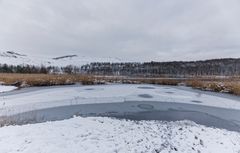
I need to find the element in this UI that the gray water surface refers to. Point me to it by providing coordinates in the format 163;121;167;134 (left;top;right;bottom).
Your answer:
2;101;240;132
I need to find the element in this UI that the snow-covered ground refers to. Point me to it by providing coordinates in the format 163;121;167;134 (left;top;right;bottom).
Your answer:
0;84;240;153
0;85;17;93
0;117;240;153
0;51;121;67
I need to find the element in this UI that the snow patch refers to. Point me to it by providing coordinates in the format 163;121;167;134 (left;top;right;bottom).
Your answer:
0;85;17;93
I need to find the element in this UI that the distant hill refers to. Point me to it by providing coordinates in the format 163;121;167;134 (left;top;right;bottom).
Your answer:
0;51;121;67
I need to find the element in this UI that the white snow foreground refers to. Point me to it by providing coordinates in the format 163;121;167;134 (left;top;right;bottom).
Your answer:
0;117;240;153
0;85;17;93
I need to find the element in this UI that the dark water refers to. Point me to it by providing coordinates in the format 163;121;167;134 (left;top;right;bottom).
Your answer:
138;86;155;89
2;101;240;132
112;111;239;132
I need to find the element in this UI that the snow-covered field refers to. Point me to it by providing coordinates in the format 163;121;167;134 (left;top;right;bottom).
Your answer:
0;85;17;93
0;84;240;153
0;117;240;153
0;51;121;67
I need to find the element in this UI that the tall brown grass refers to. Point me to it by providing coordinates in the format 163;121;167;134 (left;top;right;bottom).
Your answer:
0;73;96;87
186;79;240;95
0;73;240;95
226;82;240;95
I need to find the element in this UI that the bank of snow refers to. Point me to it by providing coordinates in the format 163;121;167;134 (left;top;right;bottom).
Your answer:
0;116;239;153
0;85;17;93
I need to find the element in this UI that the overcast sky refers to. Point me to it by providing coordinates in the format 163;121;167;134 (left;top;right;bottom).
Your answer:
0;0;240;61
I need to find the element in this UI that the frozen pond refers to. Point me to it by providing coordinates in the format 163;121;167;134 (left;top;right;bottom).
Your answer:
0;84;240;132
3;101;240;132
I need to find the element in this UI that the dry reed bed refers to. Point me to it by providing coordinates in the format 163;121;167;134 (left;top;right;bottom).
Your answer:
0;73;240;95
186;79;240;95
0;73;98;87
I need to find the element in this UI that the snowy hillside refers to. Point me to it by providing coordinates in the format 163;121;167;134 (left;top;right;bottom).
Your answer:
0;51;121;67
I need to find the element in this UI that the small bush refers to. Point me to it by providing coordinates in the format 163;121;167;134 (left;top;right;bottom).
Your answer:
207;83;225;92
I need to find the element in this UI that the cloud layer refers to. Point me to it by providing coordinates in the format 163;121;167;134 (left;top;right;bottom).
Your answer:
0;0;240;61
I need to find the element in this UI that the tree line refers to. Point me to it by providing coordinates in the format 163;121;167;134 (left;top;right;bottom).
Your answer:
81;58;240;77
0;64;81;74
1;58;240;77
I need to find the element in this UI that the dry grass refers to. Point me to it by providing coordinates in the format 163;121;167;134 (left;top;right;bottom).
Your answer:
0;74;182;87
186;78;240;95
1;73;240;95
186;80;206;89
226;82;240;95
138;79;180;86
0;73;98;87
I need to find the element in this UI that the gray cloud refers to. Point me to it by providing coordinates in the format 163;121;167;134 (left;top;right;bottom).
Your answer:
0;0;240;61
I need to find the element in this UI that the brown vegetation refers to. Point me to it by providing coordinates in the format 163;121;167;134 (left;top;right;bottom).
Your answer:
135;78;180;86
0;73;240;95
0;73;98;87
186;78;240;95
225;82;240;95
